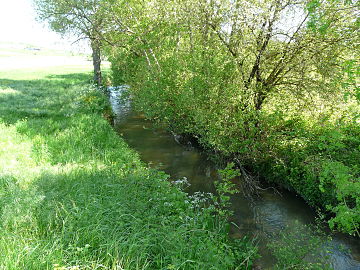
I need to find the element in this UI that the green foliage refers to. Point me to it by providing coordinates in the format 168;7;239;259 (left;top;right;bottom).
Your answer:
0;67;256;269
104;0;359;235
268;222;333;270
34;0;106;38
256;123;360;236
76;85;112;114
320;161;360;236
342;59;360;104
215;163;241;215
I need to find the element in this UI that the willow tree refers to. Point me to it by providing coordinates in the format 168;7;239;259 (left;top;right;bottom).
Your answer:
34;0;107;85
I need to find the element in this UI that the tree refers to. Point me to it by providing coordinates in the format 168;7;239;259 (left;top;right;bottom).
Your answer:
34;0;107;85
195;0;358;110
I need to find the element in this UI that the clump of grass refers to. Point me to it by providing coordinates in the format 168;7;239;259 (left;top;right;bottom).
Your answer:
0;66;256;269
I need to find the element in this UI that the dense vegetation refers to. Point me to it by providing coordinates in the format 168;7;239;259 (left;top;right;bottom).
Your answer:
0;66;256;269
34;0;359;236
108;0;360;236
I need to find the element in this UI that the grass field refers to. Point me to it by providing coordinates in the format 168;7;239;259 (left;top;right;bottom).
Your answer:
0;51;256;269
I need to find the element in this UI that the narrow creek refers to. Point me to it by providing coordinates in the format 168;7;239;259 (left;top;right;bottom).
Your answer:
110;87;360;269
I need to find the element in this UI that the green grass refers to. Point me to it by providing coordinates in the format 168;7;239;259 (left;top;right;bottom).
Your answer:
0;65;256;269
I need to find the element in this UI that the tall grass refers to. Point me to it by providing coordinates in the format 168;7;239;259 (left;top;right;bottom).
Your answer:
0;66;256;269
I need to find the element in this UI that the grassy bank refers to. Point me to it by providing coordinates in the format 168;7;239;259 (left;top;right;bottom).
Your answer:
0;66;256;269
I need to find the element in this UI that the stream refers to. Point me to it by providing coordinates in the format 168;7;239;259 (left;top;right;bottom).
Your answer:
110;86;360;269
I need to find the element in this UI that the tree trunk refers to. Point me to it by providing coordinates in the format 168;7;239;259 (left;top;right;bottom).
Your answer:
91;39;102;86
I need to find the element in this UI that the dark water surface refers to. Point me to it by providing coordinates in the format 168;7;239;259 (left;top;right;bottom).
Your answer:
110;87;360;269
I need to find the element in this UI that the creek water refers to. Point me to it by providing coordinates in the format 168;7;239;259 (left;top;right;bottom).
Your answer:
110;87;360;269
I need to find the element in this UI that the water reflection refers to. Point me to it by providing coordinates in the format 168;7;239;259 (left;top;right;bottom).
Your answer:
110;87;360;270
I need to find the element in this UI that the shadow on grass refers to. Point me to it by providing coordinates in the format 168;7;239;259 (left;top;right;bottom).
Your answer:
46;73;91;82
1;165;160;268
12;163;230;269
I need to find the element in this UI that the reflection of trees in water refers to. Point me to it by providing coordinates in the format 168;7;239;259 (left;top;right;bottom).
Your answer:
109;86;132;125
166;151;217;197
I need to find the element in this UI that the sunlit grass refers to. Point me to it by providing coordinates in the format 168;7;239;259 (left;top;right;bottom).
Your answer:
0;87;21;95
